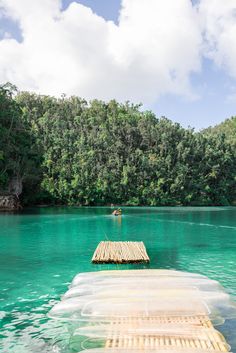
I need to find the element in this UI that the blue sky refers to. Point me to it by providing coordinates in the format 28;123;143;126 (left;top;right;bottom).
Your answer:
0;0;236;130
62;0;121;22
153;58;236;130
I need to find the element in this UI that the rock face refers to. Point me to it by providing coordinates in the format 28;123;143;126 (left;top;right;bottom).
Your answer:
0;195;21;211
8;177;23;198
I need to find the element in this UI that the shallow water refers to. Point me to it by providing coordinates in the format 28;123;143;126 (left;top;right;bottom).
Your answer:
0;206;235;352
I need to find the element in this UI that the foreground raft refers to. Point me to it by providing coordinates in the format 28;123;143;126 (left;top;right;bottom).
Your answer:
49;269;236;353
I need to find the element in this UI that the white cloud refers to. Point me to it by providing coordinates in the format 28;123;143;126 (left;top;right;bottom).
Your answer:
198;0;236;78
109;0;202;102
2;0;233;104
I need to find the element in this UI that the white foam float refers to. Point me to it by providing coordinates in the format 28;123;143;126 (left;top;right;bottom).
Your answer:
48;270;236;353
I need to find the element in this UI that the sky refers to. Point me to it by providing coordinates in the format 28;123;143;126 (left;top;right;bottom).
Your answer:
0;0;236;130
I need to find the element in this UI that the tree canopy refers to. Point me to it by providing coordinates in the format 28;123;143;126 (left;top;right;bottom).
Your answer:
0;85;235;206
204;116;236;148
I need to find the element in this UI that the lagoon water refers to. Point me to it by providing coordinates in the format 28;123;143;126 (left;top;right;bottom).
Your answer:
0;206;236;352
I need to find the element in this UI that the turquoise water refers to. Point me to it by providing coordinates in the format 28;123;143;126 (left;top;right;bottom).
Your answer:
0;206;236;352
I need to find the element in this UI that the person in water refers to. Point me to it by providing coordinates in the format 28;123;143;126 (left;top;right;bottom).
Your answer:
112;208;122;215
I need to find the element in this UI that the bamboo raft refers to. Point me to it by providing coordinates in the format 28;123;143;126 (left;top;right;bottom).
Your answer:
105;332;228;351
104;316;229;351
92;241;150;264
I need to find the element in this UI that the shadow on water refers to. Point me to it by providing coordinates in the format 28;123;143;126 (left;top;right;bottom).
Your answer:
148;247;179;269
220;319;236;352
191;243;209;248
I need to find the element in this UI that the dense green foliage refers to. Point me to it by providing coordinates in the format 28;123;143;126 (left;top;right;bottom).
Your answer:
0;84;40;196
0;84;235;206
204;116;236;148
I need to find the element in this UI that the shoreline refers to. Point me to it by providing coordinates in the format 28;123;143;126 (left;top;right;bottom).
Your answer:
1;203;235;213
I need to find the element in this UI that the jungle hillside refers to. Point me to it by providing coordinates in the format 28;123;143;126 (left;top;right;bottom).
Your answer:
1;83;236;207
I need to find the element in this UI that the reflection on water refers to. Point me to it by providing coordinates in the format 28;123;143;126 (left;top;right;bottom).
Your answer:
0;207;236;352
